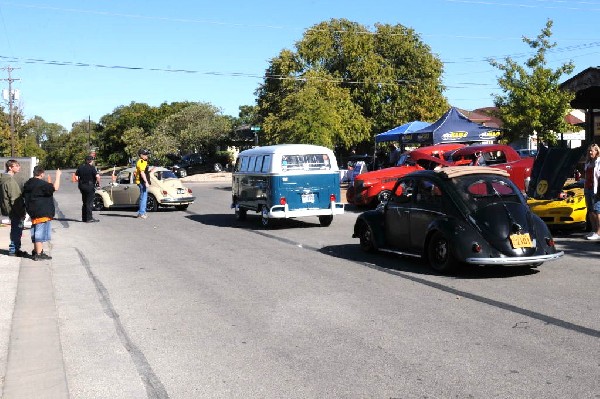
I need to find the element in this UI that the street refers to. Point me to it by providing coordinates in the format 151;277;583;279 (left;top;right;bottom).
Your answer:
1;173;599;398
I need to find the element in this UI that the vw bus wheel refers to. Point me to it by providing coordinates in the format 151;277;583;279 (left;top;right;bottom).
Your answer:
427;231;457;273
92;194;105;211
235;205;247;221
318;215;333;227
261;206;270;227
146;194;159;212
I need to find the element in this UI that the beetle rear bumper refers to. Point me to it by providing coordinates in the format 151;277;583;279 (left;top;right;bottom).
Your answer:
465;251;564;266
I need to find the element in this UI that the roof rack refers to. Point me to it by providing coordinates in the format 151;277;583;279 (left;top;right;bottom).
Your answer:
436;166;510;179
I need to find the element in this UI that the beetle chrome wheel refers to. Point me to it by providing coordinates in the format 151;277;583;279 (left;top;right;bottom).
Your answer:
358;222;375;252
92;194;105;211
427;231;457;273
146;194;158;212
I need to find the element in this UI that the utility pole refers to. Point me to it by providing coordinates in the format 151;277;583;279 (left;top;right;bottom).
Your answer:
2;66;21;157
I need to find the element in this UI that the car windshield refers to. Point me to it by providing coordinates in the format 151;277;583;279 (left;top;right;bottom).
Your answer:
155;170;178;180
281;154;331;171
396;153;415;166
453;175;522;212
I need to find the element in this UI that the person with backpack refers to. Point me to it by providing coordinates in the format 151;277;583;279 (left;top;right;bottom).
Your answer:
23;166;61;261
0;159;27;257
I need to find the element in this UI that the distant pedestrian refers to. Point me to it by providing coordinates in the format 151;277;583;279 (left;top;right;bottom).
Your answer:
388;143;401;167
583;143;600;240
134;149;153;219
0;160;27;257
75;155;100;223
23;166;61;261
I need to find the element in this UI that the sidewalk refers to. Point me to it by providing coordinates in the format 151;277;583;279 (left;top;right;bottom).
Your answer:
0;223;69;398
0;223;22;395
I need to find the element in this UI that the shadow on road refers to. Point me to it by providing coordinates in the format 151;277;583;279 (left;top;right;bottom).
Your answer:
319;243;540;279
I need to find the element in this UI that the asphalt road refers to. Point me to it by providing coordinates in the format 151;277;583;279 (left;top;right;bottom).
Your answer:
1;172;599;398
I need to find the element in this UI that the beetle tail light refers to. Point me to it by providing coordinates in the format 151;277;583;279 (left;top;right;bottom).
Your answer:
472;243;482;253
187;188;192;194
546;237;555;247
279;197;287;205
330;194;336;202
161;190;168;196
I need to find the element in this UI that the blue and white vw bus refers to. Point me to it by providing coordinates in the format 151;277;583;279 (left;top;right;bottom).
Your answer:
232;144;344;227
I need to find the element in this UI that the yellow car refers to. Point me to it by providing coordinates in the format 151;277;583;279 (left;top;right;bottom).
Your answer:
527;180;587;230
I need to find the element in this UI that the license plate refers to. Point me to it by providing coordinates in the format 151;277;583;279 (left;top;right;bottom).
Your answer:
177;188;184;194
301;193;315;203
510;233;533;248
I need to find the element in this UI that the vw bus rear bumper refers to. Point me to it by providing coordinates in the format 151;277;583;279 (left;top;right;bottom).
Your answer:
269;201;344;219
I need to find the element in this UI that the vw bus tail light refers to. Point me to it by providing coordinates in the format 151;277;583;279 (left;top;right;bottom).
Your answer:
279;197;287;205
330;194;336;202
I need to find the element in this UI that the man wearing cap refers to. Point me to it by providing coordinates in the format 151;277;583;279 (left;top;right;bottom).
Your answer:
75;155;100;223
135;149;153;219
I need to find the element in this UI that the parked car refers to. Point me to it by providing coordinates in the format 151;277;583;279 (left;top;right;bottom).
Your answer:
167;153;224;178
346;143;464;206
232;144;344;227
352;166;563;273
525;145;588;231
527;179;587;231
93;167;195;212
447;144;534;191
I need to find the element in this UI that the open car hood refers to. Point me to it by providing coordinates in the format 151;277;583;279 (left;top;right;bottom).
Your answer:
526;145;586;200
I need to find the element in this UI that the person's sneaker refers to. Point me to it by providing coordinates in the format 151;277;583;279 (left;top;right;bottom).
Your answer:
585;232;595;238
586;233;600;241
32;251;52;261
138;214;148;219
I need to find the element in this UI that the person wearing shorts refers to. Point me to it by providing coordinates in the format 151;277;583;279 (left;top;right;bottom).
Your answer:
23;165;61;260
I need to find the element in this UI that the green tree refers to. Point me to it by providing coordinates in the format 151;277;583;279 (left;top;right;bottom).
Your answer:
256;19;448;149
262;70;370;148
122;126;177;165
154;102;232;155
43;120;91;168
97;101;194;165
489;19;575;145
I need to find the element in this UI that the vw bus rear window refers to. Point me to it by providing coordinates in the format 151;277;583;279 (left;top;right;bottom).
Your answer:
281;154;331;171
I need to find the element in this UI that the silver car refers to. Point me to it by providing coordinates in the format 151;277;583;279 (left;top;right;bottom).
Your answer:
93;167;195;212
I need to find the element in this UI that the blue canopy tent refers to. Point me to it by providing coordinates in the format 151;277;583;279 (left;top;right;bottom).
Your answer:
405;107;500;145
375;121;431;143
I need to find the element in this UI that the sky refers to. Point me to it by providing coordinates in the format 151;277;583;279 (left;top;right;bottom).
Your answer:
0;0;598;129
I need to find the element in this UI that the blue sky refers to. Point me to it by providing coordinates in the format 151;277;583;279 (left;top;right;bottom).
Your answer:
0;0;597;129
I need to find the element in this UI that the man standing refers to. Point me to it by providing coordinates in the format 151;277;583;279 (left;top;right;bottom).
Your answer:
23;166;61;261
75;155;100;223
0;160;27;257
135;149;152;219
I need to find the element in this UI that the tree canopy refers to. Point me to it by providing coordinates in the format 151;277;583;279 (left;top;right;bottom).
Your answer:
489;19;575;145
256;18;448;150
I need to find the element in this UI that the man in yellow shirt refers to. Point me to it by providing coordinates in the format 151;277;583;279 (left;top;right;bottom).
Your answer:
135;149;152;219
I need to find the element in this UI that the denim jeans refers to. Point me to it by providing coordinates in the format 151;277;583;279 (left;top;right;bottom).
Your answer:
138;183;148;215
9;217;24;254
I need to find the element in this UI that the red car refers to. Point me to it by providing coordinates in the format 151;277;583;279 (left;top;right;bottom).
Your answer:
448;144;533;191
347;144;462;206
347;143;534;206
